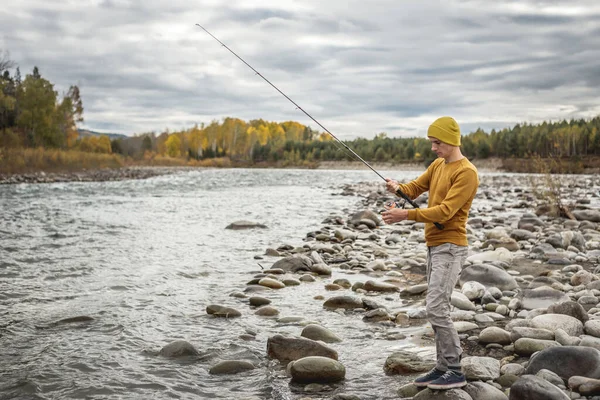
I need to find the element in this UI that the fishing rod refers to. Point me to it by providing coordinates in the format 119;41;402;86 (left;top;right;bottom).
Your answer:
195;23;444;230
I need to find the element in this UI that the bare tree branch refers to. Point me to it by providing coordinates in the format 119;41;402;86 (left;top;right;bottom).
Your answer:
0;50;16;74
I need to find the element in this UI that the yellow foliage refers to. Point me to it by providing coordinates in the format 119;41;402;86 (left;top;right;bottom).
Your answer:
144;117;324;160
267;122;285;144
77;135;112;153
165;135;181;157
98;136;112;153
282;121;305;141
66;126;79;148
318;132;332;141
256;124;270;145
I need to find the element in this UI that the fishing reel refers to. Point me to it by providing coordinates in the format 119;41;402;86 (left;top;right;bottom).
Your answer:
383;199;406;210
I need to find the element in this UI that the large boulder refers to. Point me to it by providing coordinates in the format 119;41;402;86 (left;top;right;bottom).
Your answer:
463;381;508;400
511;229;536;241
363;280;399;293
530;314;584;336
547;301;589;323
509;375;570;400
159;340;199;358
569;376;600;396
461;356;501;381
209;360;255;374
479;327;512;345
510;327;555;342
349;210;381;227
267;334;338;363
514;338;561;356
459;264;518;291
300;324;342;343
525;346;600;380
271;255;313;273
323;295;364;309
573;210;600;223
384;350;435;375
206;304;242;318
288;356;345;383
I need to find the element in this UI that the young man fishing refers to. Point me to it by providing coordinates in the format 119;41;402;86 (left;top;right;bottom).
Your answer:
382;116;479;390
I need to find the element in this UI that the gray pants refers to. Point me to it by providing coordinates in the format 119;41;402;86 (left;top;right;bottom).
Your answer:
426;243;469;371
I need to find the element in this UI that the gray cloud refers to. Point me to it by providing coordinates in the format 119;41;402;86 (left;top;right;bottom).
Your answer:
1;0;599;139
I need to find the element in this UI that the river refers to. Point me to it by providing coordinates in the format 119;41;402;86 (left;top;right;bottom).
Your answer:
2;167;446;400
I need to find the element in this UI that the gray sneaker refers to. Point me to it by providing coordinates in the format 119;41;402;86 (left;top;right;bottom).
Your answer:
427;369;467;390
413;368;445;387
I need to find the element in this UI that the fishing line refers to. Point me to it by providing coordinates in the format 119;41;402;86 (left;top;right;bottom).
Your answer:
195;23;444;230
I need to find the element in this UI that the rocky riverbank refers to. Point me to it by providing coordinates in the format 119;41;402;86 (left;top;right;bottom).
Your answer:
0;158;501;185
178;172;600;400
0;166;182;184
35;171;599;399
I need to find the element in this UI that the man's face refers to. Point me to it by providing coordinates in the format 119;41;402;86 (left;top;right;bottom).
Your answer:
428;136;453;159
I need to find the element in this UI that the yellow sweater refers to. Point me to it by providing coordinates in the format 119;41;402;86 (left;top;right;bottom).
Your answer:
399;157;479;247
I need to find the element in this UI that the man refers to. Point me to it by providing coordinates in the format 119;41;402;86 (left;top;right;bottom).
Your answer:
382;116;479;390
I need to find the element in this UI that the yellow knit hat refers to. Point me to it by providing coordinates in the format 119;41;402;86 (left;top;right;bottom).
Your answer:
427;116;461;146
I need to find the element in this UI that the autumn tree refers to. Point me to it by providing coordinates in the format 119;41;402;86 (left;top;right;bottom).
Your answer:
78;135;111;153
17;68;59;147
56;85;84;148
165;134;181;157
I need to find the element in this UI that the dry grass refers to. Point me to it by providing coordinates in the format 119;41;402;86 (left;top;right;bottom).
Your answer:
137;153;233;168
528;155;575;219
0;148;255;176
195;157;232;167
0;147;124;174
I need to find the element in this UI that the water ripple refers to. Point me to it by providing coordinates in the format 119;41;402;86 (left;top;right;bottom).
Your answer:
2;168;577;399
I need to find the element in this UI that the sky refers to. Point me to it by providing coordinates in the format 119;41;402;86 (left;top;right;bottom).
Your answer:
2;0;600;139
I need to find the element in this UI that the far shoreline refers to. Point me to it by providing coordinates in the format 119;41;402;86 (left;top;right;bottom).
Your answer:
1;157;598;185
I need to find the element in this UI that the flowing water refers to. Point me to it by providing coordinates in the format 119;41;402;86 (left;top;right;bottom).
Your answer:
0;167;514;400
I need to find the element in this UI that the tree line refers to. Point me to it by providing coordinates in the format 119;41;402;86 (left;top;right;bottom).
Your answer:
3;50;600;167
0;51;90;151
112;117;600;166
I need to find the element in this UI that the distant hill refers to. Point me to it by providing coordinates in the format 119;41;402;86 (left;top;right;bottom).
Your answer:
77;129;128;140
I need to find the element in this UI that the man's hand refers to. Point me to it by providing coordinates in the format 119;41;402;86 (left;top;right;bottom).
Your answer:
385;178;399;194
381;208;409;224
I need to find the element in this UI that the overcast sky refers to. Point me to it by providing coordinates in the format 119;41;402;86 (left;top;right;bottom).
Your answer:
2;1;600;139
